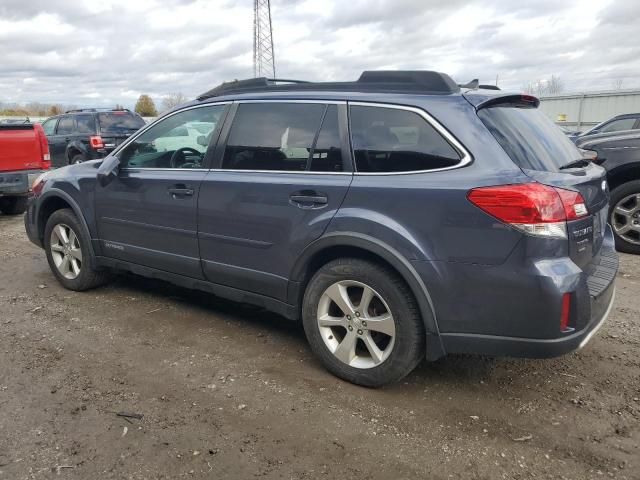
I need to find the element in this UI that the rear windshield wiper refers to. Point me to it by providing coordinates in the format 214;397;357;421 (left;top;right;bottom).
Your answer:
559;158;591;170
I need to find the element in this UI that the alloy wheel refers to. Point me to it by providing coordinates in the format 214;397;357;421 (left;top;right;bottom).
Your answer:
317;280;396;369
611;193;640;245
50;224;83;279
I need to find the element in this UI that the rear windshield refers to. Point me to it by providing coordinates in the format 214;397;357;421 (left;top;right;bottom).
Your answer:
98;112;145;133
478;106;583;171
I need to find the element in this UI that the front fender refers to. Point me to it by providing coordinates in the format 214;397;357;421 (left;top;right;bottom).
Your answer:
290;232;445;360
37;188;98;262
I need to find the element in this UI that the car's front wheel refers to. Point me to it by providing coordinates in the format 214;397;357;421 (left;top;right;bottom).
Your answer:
44;209;110;290
302;258;425;387
610;180;640;254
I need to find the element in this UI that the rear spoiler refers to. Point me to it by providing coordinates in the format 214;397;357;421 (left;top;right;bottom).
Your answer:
474;94;540;110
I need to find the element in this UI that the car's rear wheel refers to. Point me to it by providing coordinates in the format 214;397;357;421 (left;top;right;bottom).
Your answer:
44;209;110;290
70;153;86;165
610;180;640;254
0;196;28;215
302;258;425;387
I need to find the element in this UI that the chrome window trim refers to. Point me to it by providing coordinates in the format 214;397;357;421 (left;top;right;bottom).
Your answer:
119;167;210;172
209;168;351;175
111;102;231;157
235;99;346;105
348;101;473;175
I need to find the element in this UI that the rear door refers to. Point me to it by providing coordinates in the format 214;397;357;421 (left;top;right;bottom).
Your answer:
477;103;609;268
197;101;352;301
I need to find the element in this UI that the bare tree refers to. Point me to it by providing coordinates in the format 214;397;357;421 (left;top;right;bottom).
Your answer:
522;75;564;96
162;93;188;111
612;79;624;90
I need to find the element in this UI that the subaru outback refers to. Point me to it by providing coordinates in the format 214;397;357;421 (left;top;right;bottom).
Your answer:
24;71;618;387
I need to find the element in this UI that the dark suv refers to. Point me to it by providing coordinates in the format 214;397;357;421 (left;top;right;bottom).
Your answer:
40;108;146;167
24;71;618;386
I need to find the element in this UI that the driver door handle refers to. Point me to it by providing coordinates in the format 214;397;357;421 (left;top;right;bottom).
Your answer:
168;184;194;198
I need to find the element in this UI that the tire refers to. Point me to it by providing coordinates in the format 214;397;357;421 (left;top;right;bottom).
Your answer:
609;180;640;255
302;258;425;387
44;208;110;291
70;153;86;165
0;196;28;215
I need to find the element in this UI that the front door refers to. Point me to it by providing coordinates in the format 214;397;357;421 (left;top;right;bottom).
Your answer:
48;115;74;167
198;102;353;301
95;104;227;278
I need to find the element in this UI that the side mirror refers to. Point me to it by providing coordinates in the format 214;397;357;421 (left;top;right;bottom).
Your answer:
97;155;120;187
197;135;209;147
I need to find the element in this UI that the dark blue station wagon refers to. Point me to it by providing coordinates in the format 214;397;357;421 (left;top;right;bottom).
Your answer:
25;71;618;386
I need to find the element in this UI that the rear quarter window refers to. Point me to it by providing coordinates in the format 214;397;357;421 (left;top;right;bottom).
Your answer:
349;105;462;173
478;106;583;172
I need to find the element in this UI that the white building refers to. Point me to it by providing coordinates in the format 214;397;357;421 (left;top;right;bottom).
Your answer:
538;89;640;132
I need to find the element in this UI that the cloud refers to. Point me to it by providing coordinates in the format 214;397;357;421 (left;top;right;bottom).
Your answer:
0;0;636;108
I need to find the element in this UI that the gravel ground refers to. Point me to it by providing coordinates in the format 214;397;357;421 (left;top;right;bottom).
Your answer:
0;213;638;480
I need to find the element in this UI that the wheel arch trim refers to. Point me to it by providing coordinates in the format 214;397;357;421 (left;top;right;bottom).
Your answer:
37;189;97;262
290;232;446;360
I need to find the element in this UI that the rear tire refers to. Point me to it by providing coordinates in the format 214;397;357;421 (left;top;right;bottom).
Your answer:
70;153;86;165
302;258;425;387
0;196;28;215
44;209;110;291
609;180;640;255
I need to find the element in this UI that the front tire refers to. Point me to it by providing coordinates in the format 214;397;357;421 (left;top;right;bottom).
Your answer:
0;196;28;215
610;180;640;254
302;258;425;387
44;209;109;290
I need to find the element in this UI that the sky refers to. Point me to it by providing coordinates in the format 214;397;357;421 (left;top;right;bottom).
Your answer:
0;0;638;108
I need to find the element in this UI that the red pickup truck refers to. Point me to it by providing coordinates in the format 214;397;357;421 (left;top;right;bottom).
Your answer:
0;122;51;215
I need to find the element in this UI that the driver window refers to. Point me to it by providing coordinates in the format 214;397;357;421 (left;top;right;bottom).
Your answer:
119;105;224;169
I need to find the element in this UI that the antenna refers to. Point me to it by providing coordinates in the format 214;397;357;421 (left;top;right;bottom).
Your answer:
253;0;276;78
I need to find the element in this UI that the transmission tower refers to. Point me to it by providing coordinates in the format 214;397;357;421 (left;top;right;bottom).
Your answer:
253;0;276;78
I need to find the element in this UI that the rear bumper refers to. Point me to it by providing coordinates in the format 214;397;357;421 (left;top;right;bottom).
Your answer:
439;282;615;358
417;225;619;359
0;169;45;196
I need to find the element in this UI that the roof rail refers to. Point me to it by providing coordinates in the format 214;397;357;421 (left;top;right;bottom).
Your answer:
65;107;132;114
197;70;460;100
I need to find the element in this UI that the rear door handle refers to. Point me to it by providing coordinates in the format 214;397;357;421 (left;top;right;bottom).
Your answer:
289;193;328;209
168;185;194;198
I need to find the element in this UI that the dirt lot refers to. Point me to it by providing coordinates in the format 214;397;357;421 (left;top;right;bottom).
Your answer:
0;213;638;480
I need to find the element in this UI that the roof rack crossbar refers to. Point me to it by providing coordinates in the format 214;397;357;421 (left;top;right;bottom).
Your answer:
64;107;132;114
197;70;460;100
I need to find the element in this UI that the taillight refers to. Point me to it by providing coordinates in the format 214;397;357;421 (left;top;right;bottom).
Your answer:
467;183;588;238
90;135;105;149
560;293;572;332
34;123;51;169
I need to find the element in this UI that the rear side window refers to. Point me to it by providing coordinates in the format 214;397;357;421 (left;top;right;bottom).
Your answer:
478;107;583;172
75;115;96;134
41;118;57;135
98;112;145;133
56;116;75;135
599;118;636;133
222;103;328;171
350;105;461;173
